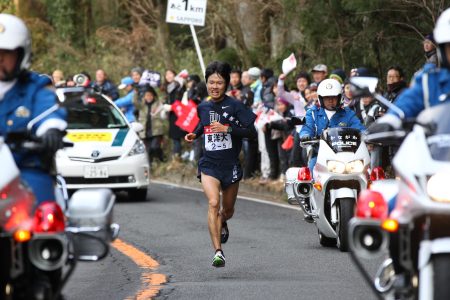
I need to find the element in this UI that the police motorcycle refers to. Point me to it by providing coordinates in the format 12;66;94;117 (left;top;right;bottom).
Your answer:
285;119;371;251
0;94;120;300
348;76;450;299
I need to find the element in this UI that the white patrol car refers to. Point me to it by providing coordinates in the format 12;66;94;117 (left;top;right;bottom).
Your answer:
55;87;150;201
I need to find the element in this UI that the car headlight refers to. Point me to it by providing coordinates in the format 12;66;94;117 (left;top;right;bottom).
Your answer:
327;160;346;173
346;160;364;173
427;172;450;202
128;139;146;156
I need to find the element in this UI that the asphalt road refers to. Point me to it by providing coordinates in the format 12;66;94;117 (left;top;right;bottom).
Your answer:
64;182;378;300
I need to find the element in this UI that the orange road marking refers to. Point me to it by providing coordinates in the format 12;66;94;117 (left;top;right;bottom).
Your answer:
112;239;167;299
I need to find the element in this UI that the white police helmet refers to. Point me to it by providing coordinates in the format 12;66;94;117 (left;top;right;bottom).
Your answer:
434;8;450;68
0;14;31;79
317;78;342;110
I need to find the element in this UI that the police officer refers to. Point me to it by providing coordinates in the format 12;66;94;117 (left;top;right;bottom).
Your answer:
0;14;67;204
300;78;365;173
366;8;450;281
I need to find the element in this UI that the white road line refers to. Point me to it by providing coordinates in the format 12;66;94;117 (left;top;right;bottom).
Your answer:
150;179;302;211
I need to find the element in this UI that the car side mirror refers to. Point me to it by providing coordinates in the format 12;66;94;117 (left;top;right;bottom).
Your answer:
130;122;144;133
349;77;378;98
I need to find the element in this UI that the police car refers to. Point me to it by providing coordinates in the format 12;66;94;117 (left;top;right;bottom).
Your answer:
55;87;150;201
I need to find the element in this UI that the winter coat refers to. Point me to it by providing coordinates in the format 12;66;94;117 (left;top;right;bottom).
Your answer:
133;94;165;139
164;81;186;139
115;90;136;122
300;106;366;138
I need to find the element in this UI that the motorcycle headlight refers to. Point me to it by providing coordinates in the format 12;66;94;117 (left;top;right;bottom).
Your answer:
327;160;346;174
128;139;146;156
427;172;450;202
346;160;364;173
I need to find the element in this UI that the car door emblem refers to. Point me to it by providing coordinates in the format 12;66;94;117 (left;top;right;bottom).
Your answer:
91;150;100;158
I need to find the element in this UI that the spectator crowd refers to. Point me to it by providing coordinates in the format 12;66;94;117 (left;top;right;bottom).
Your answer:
49;33;437;184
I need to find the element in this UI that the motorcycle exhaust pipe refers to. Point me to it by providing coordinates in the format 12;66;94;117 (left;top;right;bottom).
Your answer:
348;219;388;259
28;235;68;271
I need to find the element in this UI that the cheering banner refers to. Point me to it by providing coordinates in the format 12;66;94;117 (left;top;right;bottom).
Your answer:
172;100;200;133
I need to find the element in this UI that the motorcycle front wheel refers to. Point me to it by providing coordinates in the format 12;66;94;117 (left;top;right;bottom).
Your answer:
431;253;450;299
336;198;354;252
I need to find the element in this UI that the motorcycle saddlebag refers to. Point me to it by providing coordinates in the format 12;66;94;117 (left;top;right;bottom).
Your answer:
66;188;116;260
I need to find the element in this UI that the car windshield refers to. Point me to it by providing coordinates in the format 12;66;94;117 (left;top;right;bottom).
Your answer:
418;102;450;162
62;92;128;129
322;127;361;153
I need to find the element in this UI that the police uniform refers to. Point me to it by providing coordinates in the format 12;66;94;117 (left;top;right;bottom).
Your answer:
300;105;366;172
386;63;450;213
194;95;256;188
0;72;67;204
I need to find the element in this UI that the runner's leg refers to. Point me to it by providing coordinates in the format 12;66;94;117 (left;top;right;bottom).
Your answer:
201;173;222;251
221;182;239;221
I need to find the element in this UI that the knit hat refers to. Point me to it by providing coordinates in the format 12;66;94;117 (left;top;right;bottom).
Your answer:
424;33;435;43
277;97;289;106
131;67;144;76
329;68;346;84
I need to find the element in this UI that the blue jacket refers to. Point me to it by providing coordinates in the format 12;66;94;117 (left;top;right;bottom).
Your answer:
389;63;450;118
300;106;366;138
115;90;136;122
92;79;119;100
0;72;67;204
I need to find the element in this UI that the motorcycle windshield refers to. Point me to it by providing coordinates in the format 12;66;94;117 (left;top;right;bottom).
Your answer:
418;102;450;162
322;127;361;153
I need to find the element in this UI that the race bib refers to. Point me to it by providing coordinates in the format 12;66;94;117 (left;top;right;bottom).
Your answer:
204;125;232;151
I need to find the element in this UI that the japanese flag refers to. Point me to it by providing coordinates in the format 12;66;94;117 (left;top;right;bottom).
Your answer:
282;53;297;75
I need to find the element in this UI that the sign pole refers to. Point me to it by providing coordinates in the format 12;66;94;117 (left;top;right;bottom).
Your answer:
189;24;206;78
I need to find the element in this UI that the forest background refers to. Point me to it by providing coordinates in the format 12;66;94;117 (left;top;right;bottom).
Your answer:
4;0;450;88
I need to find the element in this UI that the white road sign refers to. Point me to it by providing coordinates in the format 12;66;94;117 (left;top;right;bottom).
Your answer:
166;0;207;26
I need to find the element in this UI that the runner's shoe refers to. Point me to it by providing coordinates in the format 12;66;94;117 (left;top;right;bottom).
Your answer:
221;221;229;244
212;250;225;268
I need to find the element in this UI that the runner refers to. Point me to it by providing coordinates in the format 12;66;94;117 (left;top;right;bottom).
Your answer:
185;61;257;267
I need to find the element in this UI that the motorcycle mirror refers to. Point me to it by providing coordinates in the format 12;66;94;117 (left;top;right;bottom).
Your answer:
350;77;405;119
291;116;305;125
364;130;406;146
56;87;92;106
349;77;378;97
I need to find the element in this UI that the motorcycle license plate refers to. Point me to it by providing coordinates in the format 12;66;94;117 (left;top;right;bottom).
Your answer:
84;166;109;178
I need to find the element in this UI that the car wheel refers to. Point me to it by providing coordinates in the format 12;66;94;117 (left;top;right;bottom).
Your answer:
128;188;148;202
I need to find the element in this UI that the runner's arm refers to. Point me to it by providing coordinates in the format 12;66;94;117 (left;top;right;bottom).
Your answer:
229;123;257;139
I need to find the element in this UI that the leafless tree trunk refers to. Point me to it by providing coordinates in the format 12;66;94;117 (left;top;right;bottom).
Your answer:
126;0;175;70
